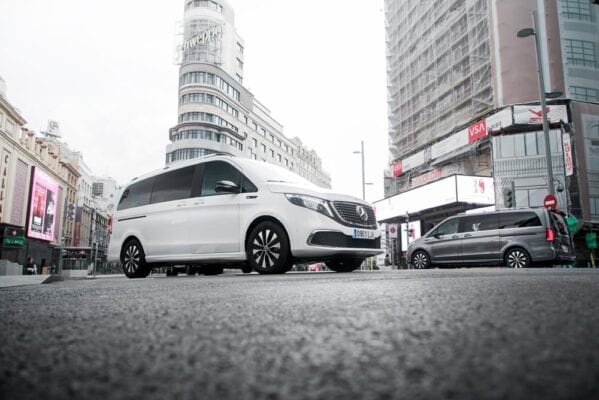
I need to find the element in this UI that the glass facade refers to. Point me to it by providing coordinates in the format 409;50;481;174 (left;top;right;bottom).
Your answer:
493;130;567;209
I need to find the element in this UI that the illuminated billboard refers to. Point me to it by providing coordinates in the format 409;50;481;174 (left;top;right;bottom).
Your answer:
27;167;59;241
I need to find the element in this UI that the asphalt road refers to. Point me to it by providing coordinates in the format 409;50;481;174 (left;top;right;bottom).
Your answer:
1;268;598;400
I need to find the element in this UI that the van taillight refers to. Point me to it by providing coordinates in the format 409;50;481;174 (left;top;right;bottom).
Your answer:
546;228;555;241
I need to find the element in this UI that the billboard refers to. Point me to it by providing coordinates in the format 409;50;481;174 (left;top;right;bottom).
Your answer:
27;167;59;241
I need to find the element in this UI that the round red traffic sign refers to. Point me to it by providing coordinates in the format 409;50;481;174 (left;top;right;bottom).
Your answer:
544;194;557;209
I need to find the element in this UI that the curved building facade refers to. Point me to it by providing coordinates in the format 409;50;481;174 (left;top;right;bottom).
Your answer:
166;0;331;188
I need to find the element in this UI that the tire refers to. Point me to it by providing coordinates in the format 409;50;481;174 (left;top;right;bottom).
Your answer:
246;221;291;274
241;264;253;274
185;265;197;276
504;247;530;268
203;266;223;276
411;250;431;269
326;257;364;272
121;239;151;278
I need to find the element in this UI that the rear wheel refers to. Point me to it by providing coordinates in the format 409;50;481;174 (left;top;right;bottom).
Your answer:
121;239;151;278
203;266;224;276
505;248;530;268
411;250;431;269
246;221;291;274
326;257;364;272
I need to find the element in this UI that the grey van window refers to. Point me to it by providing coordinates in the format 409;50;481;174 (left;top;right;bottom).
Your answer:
432;218;459;236
498;212;542;229
549;212;568;235
460;214;498;233
117;178;155;211
151;165;195;204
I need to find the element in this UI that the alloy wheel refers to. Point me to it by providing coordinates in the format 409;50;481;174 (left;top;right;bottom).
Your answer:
251;228;281;269
123;242;141;275
411;251;430;269
506;249;529;268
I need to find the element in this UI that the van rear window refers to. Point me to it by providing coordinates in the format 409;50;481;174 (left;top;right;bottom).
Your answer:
117;178;155;211
549;212;568;235
498;212;542;229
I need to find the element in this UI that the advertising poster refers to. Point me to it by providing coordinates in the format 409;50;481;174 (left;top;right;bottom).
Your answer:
27;167;59;241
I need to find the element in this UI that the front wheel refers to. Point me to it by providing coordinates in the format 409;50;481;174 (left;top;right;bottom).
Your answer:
326;257;364;272
121;239;151;278
246;221;291;274
505;248;530;268
410;250;431;269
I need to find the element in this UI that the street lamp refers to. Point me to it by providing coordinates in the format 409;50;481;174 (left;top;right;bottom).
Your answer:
353;140;373;200
517;11;563;196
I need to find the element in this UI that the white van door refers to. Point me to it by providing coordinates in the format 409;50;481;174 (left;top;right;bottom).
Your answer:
188;161;241;255
142;165;197;258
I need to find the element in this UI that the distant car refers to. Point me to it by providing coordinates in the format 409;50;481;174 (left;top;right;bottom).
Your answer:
407;208;575;268
108;155;383;277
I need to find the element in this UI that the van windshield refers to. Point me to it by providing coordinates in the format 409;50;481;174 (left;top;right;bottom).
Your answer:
239;160;316;187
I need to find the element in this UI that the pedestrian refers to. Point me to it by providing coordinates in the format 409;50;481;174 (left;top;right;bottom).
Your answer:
25;257;37;275
384;254;391;267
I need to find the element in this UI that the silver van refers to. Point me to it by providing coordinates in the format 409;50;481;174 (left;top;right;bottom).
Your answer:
407;208;575;268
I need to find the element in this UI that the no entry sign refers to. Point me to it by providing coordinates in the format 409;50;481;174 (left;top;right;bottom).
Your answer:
544;194;557;209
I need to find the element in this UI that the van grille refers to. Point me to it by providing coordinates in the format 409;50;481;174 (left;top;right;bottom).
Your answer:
331;201;377;229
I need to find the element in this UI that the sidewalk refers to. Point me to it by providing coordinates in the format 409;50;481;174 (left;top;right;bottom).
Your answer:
0;274;59;288
0;273;125;288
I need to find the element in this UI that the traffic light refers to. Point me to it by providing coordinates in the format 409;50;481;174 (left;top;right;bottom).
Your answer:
503;187;514;208
67;203;75;221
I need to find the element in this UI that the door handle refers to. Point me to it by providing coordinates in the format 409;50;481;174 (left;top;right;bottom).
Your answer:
176;203;187;208
193;201;204;206
452;235;459;239
464;234;472;238
246;195;258;199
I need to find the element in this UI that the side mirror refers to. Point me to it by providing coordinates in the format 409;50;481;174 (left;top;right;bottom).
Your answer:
433;232;442;239
215;180;240;194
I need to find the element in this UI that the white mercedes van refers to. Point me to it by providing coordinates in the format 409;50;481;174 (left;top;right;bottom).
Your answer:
107;155;382;277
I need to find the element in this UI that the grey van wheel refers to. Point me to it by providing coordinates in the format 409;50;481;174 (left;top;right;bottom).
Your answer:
505;248;530;268
121;239;151;278
411;250;431;269
246;221;291;274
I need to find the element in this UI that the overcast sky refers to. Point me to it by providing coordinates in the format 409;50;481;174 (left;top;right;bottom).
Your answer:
0;0;388;202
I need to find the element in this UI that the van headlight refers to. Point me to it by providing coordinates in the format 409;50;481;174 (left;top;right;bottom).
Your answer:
285;194;335;219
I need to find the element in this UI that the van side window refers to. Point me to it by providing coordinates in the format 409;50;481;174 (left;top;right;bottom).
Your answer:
499;212;542;229
117;178;155;211
151;165;195;204
201;161;241;196
432;218;459;236
459;214;498;232
242;177;258;193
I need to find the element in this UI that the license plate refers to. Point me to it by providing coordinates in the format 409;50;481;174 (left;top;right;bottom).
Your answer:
353;229;375;239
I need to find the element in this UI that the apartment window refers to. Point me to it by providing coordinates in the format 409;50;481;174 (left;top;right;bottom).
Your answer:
269;134;274;142
277;139;282;147
565;39;596;67
591;197;599;218
269;149;274;158
252;138;257;148
277;154;282;162
237;42;244;54
237;58;244;70
261;128;267;137
561;0;592;21
252;122;258;131
261;144;266;153
570;86;599;102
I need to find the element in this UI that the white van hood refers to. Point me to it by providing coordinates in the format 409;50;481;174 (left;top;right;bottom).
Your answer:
267;182;369;205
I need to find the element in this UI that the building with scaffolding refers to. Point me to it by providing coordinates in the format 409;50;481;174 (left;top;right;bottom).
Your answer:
380;0;599;266
166;0;331;188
